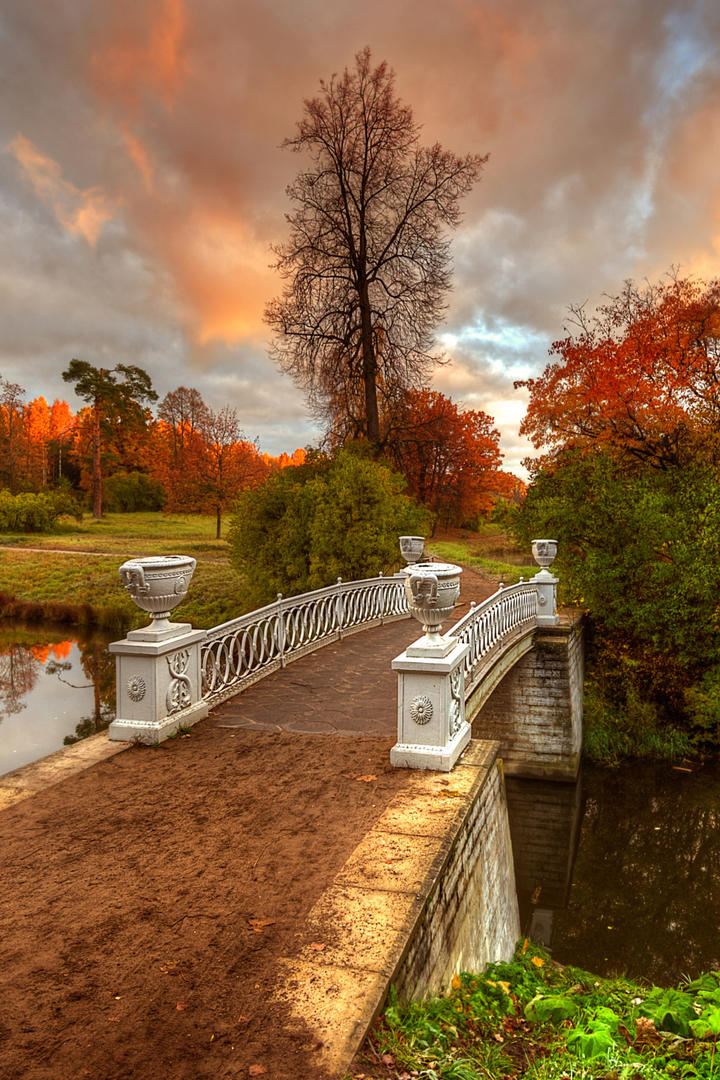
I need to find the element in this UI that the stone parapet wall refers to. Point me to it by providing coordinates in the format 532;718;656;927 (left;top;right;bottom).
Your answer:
275;740;521;1075
471;613;584;781
394;742;520;1000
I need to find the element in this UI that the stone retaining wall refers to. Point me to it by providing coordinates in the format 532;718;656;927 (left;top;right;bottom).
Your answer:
394;743;520;999
472;614;584;780
276;740;521;1075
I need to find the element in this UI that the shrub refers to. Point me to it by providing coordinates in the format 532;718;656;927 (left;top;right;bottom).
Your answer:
103;472;166;513
0;489;82;533
228;449;429;605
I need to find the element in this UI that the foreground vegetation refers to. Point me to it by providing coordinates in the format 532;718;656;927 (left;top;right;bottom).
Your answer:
0;512;245;630
355;943;720;1080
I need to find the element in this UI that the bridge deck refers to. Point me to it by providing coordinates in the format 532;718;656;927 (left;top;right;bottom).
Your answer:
209;568;496;736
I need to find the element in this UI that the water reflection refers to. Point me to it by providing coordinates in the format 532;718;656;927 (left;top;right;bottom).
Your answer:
0;625;115;776
507;764;720;985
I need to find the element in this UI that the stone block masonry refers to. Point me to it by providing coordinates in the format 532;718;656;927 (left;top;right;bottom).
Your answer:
471;613;584;781
274;740;520;1076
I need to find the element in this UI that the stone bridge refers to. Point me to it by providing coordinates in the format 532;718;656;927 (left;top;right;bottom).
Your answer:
108;544;584;782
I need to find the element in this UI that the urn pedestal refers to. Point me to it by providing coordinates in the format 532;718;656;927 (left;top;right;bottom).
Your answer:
531;539;559;628
391;559;470;771
390;639;471;771
109;555;208;744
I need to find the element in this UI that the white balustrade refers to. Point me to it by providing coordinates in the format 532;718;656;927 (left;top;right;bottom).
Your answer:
201;574;408;706
447;580;539;688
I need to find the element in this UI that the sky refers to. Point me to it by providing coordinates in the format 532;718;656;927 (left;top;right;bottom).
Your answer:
1;0;720;475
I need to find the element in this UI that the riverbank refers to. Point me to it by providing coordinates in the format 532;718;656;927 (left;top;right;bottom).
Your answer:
0;512;245;630
353;943;720;1079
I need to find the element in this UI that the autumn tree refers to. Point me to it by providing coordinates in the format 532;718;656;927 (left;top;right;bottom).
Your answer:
517;273;720;473
0;376;26;492
62;360;157;517
385;389;504;527
265;48;486;448
154;386;210;509
196;406;268;539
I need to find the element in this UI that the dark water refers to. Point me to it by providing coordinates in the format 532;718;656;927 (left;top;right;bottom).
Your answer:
507;764;720;985
0;623;115;776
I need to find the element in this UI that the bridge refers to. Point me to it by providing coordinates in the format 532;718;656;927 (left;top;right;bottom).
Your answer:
109;545;584;781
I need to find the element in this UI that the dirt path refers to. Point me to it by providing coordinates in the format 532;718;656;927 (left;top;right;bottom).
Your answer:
0;567;496;1079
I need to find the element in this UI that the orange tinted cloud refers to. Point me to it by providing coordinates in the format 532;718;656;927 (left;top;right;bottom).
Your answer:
163;212;273;343
122;127;155;192
92;0;187;111
8;134;116;246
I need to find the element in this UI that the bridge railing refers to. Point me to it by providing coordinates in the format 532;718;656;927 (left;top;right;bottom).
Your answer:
201;574;409;706
448;580;539;690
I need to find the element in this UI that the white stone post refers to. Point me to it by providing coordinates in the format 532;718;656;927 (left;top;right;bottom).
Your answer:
390;560;472;771
390;638;471;771
531;539;559;628
108;555;208;744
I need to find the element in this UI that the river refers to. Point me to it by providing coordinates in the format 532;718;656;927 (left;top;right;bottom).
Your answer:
507;763;720;985
0;623;115;775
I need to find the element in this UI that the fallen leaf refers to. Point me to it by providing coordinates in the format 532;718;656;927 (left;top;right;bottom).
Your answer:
248;918;276;933
176;1003;189;1011
498;981;511;993
248;1067;267;1077
237;1015;249;1024
531;956;544;968
451;973;462;991
381;1053;395;1065
309;942;326;951
493;1033;504;1042
521;939;529;955
354;775;377;783
107;1017;120;1023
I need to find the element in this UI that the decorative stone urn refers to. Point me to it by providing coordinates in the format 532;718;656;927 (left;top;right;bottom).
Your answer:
109;554;208;745
391;558;470;771
530;539;559;627
531;539;558;571
119;555;196;636
399;535;425;565
404;560;462;656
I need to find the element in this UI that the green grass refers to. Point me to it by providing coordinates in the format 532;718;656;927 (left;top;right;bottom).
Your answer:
356;942;720;1080
0;512;246;630
426;539;533;586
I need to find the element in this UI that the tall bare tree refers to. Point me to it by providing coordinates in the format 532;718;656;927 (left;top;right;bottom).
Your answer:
265;48;487;448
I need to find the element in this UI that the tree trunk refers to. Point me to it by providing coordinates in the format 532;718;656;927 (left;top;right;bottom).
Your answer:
216;505;221;540
92;390;102;518
359;280;380;446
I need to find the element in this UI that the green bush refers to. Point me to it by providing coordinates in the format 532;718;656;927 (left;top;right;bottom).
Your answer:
103;472;166;513
0;489;82;533
228;449;428;605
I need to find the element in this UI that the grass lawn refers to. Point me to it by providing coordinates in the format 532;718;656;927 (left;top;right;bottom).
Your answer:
427;526;535;586
0;512;246;630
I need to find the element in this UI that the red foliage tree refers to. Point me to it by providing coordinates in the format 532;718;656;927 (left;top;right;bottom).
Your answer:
517;274;720;472
386;388;504;527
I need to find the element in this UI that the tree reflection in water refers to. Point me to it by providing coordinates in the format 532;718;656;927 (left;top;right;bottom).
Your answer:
507;764;720;986
0;625;115;771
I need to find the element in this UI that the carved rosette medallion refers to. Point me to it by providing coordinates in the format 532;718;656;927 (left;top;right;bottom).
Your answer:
127;675;146;702
449;666;464;736
409;694;433;726
166;649;192;714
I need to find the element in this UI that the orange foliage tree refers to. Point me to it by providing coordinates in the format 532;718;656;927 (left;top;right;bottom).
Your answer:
517;274;720;472
385;389;505;527
152;389;270;537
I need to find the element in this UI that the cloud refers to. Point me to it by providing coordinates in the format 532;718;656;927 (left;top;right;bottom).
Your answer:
1;0;720;470
7;134;117;246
